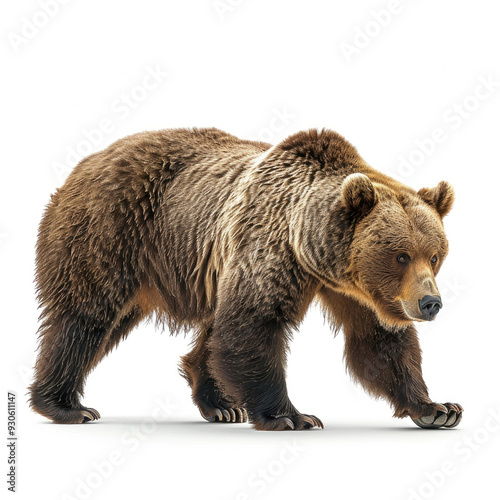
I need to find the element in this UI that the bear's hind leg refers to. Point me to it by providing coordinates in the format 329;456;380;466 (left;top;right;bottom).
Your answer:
30;305;142;424
180;326;248;423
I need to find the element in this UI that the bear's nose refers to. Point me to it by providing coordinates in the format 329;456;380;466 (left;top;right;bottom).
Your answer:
418;295;442;320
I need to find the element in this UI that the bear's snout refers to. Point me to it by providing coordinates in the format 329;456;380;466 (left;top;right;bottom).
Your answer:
418;295;442;321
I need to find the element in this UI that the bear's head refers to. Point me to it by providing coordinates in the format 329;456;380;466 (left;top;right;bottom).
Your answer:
341;173;454;328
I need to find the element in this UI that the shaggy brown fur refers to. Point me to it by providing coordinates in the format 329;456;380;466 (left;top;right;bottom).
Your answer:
30;127;462;430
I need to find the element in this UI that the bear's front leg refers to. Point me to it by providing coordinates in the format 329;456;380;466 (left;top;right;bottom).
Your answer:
208;316;323;430
344;324;463;429
207;262;323;430
320;288;463;429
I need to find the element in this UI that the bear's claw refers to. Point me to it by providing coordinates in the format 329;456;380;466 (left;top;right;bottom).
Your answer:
253;413;324;431
201;406;248;423
81;407;101;423
412;402;463;429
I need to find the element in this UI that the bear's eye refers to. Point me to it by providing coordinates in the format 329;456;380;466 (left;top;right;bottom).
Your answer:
431;255;438;264
397;253;410;264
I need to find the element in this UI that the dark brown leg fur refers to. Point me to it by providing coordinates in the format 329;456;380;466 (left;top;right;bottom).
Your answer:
29;305;143;423
206;260;323;431
320;287;462;428
180;326;248;423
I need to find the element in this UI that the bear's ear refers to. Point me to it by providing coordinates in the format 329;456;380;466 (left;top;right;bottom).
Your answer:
418;181;455;218
341;173;378;214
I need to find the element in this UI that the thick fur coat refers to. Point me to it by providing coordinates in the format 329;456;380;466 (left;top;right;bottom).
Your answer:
30;128;462;430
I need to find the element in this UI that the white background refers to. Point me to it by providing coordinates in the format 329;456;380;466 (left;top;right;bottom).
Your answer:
1;1;499;499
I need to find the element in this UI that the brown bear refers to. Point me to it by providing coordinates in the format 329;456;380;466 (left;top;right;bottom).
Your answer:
30;127;462;430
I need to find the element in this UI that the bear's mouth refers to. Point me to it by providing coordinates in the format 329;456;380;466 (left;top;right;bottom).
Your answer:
399;301;426;322
368;290;416;327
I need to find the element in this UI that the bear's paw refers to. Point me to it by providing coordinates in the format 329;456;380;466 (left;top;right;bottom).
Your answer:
411;402;463;429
